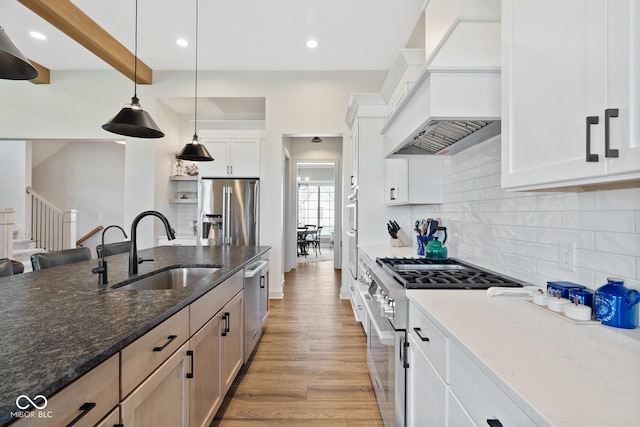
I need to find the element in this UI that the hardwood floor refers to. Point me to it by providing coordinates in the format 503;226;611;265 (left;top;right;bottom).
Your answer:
212;261;383;426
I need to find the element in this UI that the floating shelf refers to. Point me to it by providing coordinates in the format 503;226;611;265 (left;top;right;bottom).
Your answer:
169;199;197;204
169;175;198;181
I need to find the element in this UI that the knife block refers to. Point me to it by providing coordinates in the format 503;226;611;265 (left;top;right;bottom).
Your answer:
390;229;410;247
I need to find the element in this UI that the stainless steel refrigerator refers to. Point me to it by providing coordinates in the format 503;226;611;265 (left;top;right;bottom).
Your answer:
199;178;259;246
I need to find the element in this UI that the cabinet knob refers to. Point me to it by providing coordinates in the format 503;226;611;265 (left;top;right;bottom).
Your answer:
486;419;503;427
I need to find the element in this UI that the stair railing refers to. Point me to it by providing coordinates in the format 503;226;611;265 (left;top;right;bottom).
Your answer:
26;187;77;251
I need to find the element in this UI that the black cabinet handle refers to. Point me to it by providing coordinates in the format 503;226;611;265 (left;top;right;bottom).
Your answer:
403;340;410;369
605;108;619;158
153;335;177;352
487;419;503;427
351;175;355;185
260;276;265;289
65;402;96;427
186;350;194;378
225;312;230;333
390;188;396;200
413;327;430;342
221;313;230;336
586;116;599;162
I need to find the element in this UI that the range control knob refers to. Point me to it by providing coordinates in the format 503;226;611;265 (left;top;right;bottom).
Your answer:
384;299;395;318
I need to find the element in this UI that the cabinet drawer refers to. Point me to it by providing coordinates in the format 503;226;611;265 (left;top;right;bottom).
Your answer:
95;406;120;427
121;307;189;398
190;270;243;334
408;301;447;381
13;354;119;427
449;344;536;427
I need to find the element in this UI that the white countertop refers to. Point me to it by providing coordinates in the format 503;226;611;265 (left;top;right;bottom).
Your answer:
408;290;640;427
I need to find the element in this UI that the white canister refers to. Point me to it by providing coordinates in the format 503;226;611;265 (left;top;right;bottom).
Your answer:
532;292;548;306
548;297;570;312
564;302;592;321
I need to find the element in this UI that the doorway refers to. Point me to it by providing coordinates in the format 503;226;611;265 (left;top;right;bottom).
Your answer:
296;162;335;264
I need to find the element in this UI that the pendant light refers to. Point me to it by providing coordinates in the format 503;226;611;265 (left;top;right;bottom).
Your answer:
102;0;164;138
0;26;38;80
311;136;323;143
176;0;213;161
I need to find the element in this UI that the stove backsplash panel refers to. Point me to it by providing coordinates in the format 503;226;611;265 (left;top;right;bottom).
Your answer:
411;136;640;294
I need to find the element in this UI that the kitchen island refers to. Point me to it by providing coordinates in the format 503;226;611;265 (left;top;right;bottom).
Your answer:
0;245;270;426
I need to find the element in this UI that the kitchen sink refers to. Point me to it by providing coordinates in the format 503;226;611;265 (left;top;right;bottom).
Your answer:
112;267;220;291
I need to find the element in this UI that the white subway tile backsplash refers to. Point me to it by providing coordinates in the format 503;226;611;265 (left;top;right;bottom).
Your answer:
537;228;595;250
576;250;636;279
538;194;579;211
437;137;639;293
536;260;596;289
497;252;537;273
562;211;635;233
499;197;538;212
595;188;640;210
516;212;562;228
595;232;640;257
516;241;557;263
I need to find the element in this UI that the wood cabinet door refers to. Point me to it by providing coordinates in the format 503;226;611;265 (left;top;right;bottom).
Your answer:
189;314;223;427
229;139;260;177
220;291;244;395
121;343;190;427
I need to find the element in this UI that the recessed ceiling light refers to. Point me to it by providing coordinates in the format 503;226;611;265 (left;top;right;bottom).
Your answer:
306;39;318;49
176;38;189;47
29;31;46;40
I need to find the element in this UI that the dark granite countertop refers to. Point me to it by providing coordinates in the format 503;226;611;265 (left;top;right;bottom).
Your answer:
0;245;270;426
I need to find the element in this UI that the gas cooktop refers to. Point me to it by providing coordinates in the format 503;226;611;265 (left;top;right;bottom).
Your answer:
376;257;523;290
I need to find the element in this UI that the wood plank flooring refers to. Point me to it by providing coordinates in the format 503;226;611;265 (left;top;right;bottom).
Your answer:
212;261;383;426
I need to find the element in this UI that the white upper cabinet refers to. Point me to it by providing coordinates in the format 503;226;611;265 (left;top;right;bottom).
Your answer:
384;157;443;206
198;131;263;178
502;0;640;191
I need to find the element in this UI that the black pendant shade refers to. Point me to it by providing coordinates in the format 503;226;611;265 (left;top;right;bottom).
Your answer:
176;135;213;161
102;0;164;139
311;136;323;143
102;96;165;138
175;0;213;162
0;26;38;80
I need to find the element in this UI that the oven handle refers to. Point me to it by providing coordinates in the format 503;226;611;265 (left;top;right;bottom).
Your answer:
361;292;394;346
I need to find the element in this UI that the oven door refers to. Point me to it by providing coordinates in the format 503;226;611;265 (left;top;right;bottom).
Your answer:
361;291;404;427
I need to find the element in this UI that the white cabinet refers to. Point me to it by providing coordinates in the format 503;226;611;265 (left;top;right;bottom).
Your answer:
406;333;447;427
502;0;640;191
407;300;536;427
384;157;443;205
349;123;359;188
199;138;260;178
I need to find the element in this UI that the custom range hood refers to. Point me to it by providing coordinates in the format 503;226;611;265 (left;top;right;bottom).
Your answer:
381;8;502;157
396;119;501;155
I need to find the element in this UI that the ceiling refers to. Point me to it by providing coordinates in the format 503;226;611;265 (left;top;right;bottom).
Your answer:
2;0;424;72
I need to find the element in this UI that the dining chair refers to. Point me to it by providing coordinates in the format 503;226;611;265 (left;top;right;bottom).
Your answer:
30;247;92;271
96;241;131;258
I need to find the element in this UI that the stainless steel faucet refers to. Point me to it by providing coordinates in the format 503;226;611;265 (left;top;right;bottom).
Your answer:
129;210;176;276
92;224;128;285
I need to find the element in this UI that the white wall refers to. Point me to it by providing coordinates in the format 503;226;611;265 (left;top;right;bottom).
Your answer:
412;136;640;293
32;141;126;256
0;69;386;297
0;141;27;238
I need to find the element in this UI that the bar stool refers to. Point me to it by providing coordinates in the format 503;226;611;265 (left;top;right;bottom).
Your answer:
0;258;13;277
96;241;130;258
30;247;92;271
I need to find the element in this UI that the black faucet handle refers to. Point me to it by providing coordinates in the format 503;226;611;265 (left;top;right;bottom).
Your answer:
138;257;154;265
91;266;105;274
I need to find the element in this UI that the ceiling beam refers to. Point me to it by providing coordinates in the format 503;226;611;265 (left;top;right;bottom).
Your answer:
18;0;153;84
28;59;50;84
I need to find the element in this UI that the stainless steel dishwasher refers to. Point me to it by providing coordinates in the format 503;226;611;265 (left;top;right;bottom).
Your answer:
243;259;269;362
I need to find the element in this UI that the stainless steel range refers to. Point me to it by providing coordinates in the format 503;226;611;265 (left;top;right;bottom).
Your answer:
361;255;524;427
